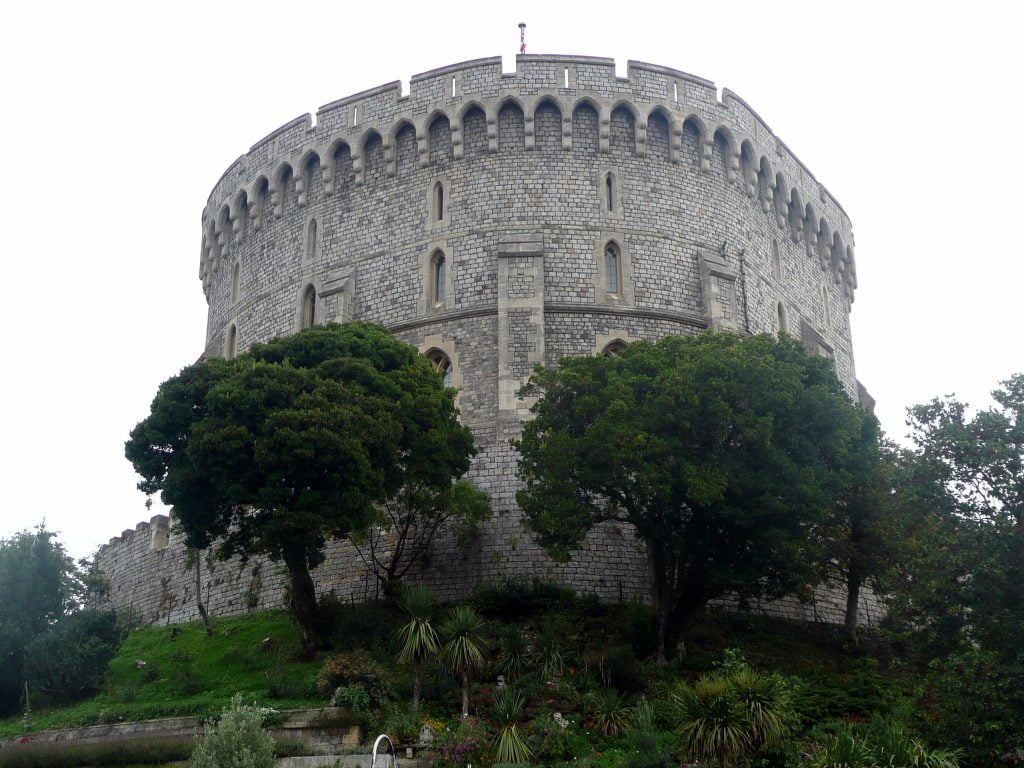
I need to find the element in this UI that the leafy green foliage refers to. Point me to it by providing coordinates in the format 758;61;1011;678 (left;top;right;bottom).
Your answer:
516;333;862;658
315;649;389;704
914;650;1023;767
188;693;275;768
0;526;89;715
23;610;123;705
497;625;530;680
125;323;477;646
0;737;193;768
888;373;1024;658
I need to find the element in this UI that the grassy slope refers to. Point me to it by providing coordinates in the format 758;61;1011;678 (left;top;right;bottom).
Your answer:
0;611;322;739
2;599;906;749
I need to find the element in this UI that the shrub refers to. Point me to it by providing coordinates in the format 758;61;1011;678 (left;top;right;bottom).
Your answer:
471;578;580;620
673;656;793;768
0;737;192;768
330;684;372;711
316;648;389;704
189;693;275;768
22;610;123;705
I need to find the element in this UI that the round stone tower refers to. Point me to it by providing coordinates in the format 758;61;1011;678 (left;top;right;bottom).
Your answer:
184;54;869;618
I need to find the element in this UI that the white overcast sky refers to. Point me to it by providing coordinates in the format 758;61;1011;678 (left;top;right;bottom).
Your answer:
1;1;1021;559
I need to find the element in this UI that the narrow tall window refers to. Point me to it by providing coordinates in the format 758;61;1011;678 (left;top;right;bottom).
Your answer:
821;285;832;329
226;324;237;360
605;243;620;295
433;182;445;223
605;174;614;212
432;251;446;303
306;219;317;260
301;285;316;329
777;302;788;335
772;239;782;281
231;261;240;304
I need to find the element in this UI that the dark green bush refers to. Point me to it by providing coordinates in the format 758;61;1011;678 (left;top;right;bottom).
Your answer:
22;610;123;706
471;579;581;620
323;599;401;651
316;648;390;704
0;737;193;767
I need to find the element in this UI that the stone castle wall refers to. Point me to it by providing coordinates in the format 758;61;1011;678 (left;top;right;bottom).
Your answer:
98;54;878;629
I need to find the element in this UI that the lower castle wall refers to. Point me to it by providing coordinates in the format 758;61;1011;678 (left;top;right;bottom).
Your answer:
95;512;883;631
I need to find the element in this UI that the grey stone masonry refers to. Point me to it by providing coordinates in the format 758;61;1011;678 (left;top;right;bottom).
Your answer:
99;55;880;631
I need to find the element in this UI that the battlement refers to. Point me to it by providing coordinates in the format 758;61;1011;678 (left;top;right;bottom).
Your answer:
201;55;855;301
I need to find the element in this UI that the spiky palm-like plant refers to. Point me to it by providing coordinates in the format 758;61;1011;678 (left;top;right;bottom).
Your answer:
394;585;439;710
806;725;876;768
498;624;530;680
441;605;486;718
729;667;790;751
491;687;533;764
591;688;631;736
674;675;751;768
533;623;565;681
869;721;961;768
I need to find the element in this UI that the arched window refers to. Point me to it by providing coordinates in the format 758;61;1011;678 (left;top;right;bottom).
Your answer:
604;243;620;295
605;173;614;212
426;349;453;387
777;301;788;335
432;251;446;304
231;261;240;304
306;219;317;261
225;324;237;360
772;239;782;281
433;181;445;222
301;285;316;329
602;339;628;357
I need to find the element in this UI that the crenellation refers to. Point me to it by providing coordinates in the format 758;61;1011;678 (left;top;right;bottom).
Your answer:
105;54;877;632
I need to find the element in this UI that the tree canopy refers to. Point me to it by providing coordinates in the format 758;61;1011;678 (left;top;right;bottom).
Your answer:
515;332;864;660
125;323;478;648
0;525;89;714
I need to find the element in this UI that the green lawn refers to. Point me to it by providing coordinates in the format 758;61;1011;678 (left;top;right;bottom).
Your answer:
1;611;322;739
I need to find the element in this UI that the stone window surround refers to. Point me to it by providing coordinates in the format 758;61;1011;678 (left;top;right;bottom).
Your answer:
294;280;322;332
301;215;323;263
594;330;638;356
598;166;624;220
594;234;633;306
420;333;463;407
426;174;451;230
419;240;455;314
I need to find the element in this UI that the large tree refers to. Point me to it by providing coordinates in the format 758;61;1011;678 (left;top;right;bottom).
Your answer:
816;415;914;644
125;323;477;651
515;333;862;660
0;526;85;714
887;372;1024;657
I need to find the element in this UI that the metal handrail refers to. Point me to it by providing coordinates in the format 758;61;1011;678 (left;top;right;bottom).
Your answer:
371;733;395;768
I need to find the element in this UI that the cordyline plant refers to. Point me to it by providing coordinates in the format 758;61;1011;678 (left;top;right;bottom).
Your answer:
394;585;439;710
441;605;485;718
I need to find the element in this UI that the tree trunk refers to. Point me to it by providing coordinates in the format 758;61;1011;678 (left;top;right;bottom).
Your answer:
412;660;422;711
461;669;469;718
195;556;212;637
844;568;861;645
285;558;319;657
647;546;671;665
